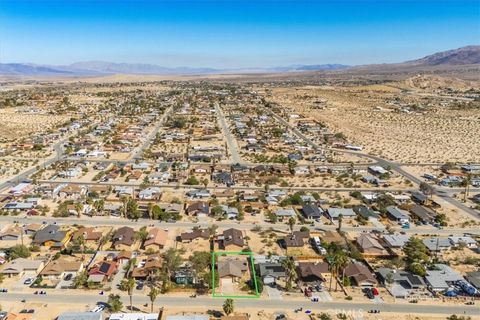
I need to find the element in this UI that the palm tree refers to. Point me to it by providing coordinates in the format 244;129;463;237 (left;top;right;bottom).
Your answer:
288;217;296;232
222;298;234;315
337;214;343;233
124;277;135;311
148;287;159;313
74;202;83;218
281;257;297;291
334;252;349;291
77;234;86;260
121;196;129;218
147;203;154;220
327;254;338;292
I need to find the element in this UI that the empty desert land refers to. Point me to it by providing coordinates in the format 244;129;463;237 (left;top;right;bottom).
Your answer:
265;76;480;164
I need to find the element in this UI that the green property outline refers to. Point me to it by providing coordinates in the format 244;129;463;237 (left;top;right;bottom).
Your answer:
211;251;260;298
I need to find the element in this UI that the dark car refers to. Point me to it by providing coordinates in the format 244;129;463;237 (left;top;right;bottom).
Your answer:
64;274;73;281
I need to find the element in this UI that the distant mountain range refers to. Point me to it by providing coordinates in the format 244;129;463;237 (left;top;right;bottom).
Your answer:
1;45;478;77
0;61;349;76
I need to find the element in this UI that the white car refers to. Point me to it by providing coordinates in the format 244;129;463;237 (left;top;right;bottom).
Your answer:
24;277;34;285
90;305;105;313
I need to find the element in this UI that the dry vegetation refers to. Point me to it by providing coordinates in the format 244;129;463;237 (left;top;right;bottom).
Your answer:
263;75;480;163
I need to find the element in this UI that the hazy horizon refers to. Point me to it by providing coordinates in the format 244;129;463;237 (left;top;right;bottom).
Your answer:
1;0;479;68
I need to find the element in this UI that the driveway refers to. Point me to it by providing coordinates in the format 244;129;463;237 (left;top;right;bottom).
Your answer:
311;291;332;302
220;278;234;295
266;284;283;300
13;272;37;291
111;266;127;291
55;273;76;289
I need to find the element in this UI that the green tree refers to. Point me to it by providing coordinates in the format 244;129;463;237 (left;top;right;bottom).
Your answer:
287;217;296;232
148;287;159;313
267;211;277;224
73;271;88;288
222;298;234;315
189;251;211;275
185;176;199;185
136;226;149;243
282;257;297;291
107;294;123;312
160;248;182;292
124;277;135;311
126;198;141;220
9;245;31;259
337;214;344;233
403;237;430;276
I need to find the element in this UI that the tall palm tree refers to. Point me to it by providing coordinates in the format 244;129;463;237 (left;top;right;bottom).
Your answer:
337;214;344;233
327;254;338;292
121;196;129;218
148;287;159;313
147;203;154;220
124;277;135;311
74;202;83;218
334;252;349;291
288;217;296;233
282;257;297;291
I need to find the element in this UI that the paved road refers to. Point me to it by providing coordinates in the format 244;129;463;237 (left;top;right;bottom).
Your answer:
129;105;174;160
333;149;480;220
34;178;416;193
2;215;478;236
0;137;67;191
215;103;242;164
1;292;478;316
263;105;479;221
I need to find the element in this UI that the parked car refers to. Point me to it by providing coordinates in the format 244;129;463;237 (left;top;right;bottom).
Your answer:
90;305;105;313
24;277;34;285
64;274;73;281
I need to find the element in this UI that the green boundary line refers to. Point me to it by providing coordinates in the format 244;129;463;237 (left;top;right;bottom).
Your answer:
211;251;260;299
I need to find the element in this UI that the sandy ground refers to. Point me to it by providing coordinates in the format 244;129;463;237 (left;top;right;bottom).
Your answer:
0;108;68;141
264;80;480;163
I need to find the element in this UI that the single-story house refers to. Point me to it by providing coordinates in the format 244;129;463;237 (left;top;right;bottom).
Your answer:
217;258;249;282
32;225;71;249
218;228;245;250
144;228;168;250
0;258;44;277
325;208;356;221
297;261;328;284
257;262;286;285
112;226;135;250
185;201;209;216
422;237;451;252
386;206;410;224
301;204;323;220
356;234;387;256
344;262;377;287
425;264;464;292
409;204;436;224
383;234;410;248
40;258;83;280
377;267;426;298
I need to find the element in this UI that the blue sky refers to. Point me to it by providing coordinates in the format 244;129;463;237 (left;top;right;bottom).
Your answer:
0;0;479;68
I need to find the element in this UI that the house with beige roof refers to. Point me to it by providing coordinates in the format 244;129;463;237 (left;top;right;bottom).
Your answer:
39;258;83;280
144;227;167;250
1;258;45;277
356;233;388;256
